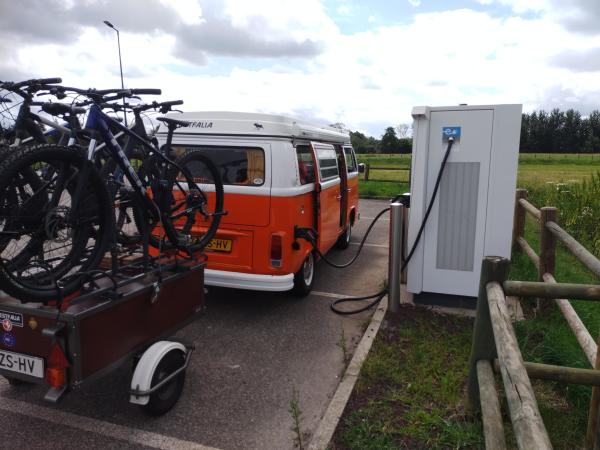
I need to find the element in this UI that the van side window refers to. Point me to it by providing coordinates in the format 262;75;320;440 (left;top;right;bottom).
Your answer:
315;145;339;181
172;146;265;186
344;147;357;173
296;145;316;185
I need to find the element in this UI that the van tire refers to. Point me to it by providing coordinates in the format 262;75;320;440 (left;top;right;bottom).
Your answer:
292;252;315;297
335;224;352;250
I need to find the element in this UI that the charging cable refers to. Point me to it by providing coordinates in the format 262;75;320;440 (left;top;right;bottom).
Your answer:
318;137;455;315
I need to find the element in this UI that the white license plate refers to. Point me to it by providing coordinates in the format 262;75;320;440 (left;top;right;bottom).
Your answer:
0;349;44;379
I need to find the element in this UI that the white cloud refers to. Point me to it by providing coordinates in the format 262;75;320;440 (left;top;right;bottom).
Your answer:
408;0;421;6
2;0;600;136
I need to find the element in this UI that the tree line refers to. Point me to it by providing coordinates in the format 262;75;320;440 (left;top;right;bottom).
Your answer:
350;127;412;154
340;108;600;154
520;109;600;153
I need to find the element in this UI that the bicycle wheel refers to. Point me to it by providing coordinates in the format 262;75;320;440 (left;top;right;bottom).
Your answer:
137;150;224;253
167;150;224;252
0;144;112;303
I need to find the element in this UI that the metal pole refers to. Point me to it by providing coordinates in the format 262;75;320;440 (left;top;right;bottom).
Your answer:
388;202;403;313
115;28;127;127
104;20;127;126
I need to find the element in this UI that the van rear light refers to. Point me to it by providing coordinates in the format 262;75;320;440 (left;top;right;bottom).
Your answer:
45;343;69;388
270;234;283;268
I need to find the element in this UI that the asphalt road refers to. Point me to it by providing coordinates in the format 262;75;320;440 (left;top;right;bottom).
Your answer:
0;199;391;450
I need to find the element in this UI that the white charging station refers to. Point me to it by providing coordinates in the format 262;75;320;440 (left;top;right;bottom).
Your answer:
406;104;522;298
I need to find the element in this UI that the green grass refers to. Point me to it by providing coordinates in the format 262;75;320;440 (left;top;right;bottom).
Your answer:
509;215;600;447
332;308;483;449
358;181;409;199
356;153;599;198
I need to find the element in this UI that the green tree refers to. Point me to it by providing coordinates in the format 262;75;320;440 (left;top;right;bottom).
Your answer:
380;126;400;153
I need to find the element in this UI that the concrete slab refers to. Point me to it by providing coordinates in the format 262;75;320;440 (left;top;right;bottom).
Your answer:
0;198;392;450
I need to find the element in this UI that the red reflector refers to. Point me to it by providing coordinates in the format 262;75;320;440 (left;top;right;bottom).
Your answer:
270;234;283;268
45;343;69;388
45;367;66;388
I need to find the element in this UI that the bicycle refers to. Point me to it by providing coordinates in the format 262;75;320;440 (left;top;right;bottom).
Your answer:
0;86;224;303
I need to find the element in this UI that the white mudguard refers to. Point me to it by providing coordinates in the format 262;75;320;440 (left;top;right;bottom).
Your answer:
129;341;187;406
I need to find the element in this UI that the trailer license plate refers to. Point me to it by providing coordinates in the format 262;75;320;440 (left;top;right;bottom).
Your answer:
206;238;232;253
0;349;44;379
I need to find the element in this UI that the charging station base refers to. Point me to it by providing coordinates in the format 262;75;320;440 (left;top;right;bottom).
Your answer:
413;292;477;310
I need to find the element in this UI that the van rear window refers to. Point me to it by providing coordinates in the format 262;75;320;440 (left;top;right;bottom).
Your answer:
173;146;265;186
296;145;316;185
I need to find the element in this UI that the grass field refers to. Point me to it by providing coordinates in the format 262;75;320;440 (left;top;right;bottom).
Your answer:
333;153;600;447
356;153;600;198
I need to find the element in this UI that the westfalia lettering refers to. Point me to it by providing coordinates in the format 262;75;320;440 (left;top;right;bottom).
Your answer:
189;121;213;129
0;311;23;327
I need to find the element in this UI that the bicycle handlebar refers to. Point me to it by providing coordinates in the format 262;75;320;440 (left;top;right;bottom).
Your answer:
99;99;183;114
130;88;162;96
0;77;63;99
50;86;161;102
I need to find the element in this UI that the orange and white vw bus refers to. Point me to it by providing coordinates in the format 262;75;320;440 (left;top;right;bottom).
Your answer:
158;112;361;296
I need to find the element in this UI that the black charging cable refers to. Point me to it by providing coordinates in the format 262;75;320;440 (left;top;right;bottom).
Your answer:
325;137;455;315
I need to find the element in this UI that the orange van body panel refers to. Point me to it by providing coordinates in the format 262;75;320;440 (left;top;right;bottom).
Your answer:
162;190;320;276
347;176;359;222
318;183;341;252
160;174;359;284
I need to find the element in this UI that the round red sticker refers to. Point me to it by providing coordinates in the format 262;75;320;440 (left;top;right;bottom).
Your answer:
2;319;12;332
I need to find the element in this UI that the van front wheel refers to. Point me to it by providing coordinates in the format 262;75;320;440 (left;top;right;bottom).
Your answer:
292;252;315;297
335;224;352;250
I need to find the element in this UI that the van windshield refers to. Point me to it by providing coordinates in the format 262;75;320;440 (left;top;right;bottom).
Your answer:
173;146;265;186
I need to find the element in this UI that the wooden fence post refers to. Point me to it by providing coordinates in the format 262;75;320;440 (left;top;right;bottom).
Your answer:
586;331;600;449
512;189;527;253
364;163;370;181
538;207;557;312
467;256;510;410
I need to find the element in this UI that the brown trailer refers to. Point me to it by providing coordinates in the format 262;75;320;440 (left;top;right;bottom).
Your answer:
0;258;205;415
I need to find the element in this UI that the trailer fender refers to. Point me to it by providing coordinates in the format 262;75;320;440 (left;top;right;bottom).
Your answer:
129;341;187;406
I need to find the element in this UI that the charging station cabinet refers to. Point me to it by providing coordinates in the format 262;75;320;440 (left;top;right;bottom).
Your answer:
406;104;522;299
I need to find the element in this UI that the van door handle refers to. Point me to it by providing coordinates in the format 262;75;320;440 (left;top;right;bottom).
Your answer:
335;194;342;200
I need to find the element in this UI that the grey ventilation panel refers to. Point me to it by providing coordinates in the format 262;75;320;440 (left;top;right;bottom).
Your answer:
436;162;480;271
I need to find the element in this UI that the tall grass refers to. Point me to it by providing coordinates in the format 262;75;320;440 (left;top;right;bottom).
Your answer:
522;172;600;256
512;173;600;443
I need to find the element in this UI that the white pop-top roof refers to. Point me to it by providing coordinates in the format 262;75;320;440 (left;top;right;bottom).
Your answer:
156;111;350;144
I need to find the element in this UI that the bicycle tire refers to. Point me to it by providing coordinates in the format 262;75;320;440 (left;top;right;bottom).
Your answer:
134;150;224;253
0;144;113;303
171;150;224;252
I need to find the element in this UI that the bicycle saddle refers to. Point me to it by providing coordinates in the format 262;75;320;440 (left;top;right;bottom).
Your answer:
41;103;86;117
156;117;190;129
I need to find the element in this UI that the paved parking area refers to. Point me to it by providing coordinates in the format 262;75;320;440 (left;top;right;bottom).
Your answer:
0;199;390;450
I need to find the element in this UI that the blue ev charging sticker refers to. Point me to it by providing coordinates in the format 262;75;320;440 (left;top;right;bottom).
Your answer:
442;126;461;141
2;332;16;348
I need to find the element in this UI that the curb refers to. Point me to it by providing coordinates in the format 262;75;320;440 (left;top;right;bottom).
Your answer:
308;299;388;450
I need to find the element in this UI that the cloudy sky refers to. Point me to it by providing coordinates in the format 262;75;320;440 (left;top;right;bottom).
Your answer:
1;0;600;136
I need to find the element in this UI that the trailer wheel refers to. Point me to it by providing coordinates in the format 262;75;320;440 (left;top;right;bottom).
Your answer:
143;349;187;416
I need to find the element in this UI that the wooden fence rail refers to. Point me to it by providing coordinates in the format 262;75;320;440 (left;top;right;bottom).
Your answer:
476;188;600;449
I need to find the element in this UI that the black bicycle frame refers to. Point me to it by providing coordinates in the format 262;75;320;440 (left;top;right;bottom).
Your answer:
81;104;180;240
